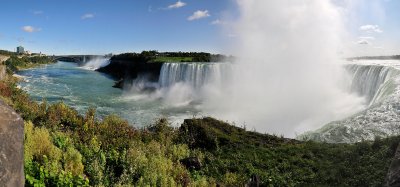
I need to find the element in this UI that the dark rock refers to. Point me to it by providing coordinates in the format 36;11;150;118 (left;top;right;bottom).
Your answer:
113;79;125;89
180;157;202;171
0;100;24;187
97;54;163;85
246;174;260;187
386;143;400;187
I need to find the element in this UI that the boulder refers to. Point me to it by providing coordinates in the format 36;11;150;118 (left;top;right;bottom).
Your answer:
0;100;24;187
180;157;202;171
113;79;125;89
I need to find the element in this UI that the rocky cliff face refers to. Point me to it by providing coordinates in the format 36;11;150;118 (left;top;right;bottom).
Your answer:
97;54;163;89
0;55;9;81
0;65;6;81
386;143;400;187
0;100;24;187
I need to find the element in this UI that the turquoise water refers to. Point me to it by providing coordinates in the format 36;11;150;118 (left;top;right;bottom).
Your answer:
17;61;198;127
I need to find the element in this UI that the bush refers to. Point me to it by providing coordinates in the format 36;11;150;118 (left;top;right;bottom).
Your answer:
24;121;88;186
64;147;84;176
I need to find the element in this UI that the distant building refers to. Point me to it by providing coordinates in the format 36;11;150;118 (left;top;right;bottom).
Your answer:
16;46;24;54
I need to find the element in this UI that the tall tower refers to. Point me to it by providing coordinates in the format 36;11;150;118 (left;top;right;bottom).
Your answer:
16;46;25;54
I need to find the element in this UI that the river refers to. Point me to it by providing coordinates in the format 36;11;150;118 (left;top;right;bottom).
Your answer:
17;61;200;127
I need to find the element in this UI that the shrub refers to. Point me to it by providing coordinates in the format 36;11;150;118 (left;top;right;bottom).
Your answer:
24;121;62;165
64;147;84;176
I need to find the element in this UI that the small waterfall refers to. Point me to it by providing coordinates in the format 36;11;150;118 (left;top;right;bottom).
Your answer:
81;58;110;70
346;64;398;105
158;62;230;89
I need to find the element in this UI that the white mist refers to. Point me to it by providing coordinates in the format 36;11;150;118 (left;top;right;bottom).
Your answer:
202;0;365;137
82;58;110;70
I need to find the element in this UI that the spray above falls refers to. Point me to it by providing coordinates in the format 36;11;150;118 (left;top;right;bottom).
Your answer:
198;0;365;137
81;58;110;70
120;1;366;137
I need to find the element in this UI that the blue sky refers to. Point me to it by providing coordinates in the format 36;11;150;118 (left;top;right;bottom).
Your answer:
345;0;400;56
0;0;235;55
0;0;399;56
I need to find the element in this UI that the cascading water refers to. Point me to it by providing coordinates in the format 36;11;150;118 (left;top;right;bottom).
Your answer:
81;58;110;70
158;62;230;89
301;61;400;143
346;64;397;106
155;62;231;107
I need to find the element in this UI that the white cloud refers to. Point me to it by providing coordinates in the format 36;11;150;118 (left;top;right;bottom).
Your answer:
33;10;43;15
187;10;210;21
211;19;226;25
22;26;41;33
167;1;186;9
359;25;383;33
81;13;95;20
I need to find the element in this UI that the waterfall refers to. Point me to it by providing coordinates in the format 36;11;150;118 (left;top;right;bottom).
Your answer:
81;58;110;70
300;62;400;143
158;62;230;89
346;64;398;106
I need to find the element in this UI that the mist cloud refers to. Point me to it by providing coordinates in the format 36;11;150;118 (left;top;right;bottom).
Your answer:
203;0;364;137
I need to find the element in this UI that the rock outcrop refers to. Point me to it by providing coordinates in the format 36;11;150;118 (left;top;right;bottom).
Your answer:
0;55;9;81
97;53;163;89
0;100;24;187
0;65;6;81
386;143;400;187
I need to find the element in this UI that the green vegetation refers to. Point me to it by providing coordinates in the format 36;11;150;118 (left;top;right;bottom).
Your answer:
4;55;54;72
148;51;212;62
0;49;15;56
110;51;229;63
151;56;194;63
0;62;399;186
180;118;398;186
